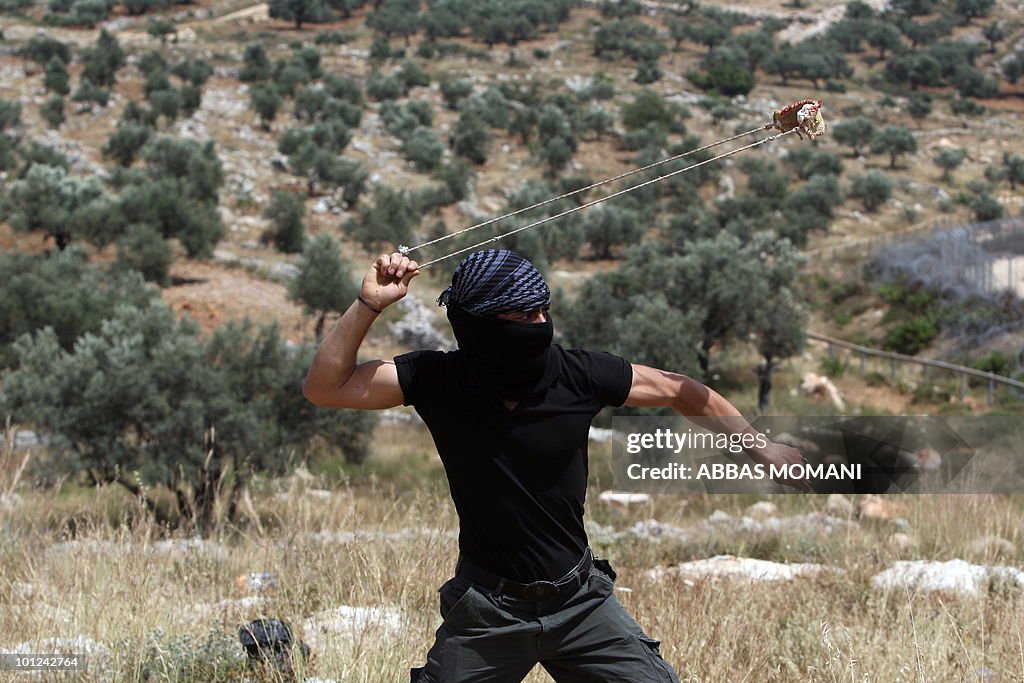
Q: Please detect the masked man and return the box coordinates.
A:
[303,249,809,682]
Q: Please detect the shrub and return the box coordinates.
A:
[885,316,938,354]
[0,250,156,366]
[102,123,152,166]
[366,71,403,101]
[40,96,65,128]
[934,147,965,181]
[451,111,489,164]
[115,223,172,285]
[849,170,894,212]
[396,59,430,90]
[344,185,416,249]
[687,61,754,96]
[950,97,985,116]
[969,193,1003,221]
[43,56,70,95]
[261,189,306,253]
[240,42,271,82]
[21,36,71,64]
[819,356,849,377]
[250,83,282,130]
[72,78,110,107]
[402,126,444,171]
[68,0,111,27]
[289,233,360,337]
[621,89,673,131]
[440,77,473,109]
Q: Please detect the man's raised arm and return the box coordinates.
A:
[302,251,419,410]
[625,363,811,492]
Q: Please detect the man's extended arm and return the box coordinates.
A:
[624,363,811,491]
[302,252,418,409]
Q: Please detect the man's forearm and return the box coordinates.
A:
[303,298,380,396]
[670,378,769,461]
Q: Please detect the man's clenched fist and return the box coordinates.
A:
[360,252,420,311]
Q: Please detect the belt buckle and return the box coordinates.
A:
[522,580,559,602]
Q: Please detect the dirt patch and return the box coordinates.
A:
[162,258,310,340]
[0,224,52,254]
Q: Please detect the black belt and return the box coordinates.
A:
[455,548,594,602]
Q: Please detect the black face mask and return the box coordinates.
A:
[447,305,558,401]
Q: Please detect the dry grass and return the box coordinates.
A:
[3,423,1024,682]
[2,2,1024,680]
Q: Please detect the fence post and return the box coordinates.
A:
[890,357,897,381]
[988,378,995,406]
[859,352,865,374]
[959,373,966,401]
[827,343,834,359]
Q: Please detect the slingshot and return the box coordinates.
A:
[398,99,825,269]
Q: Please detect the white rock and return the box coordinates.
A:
[563,75,591,93]
[707,510,732,523]
[871,559,1024,596]
[379,409,422,425]
[716,173,735,201]
[0,430,41,449]
[0,493,24,511]
[11,582,38,600]
[10,635,109,659]
[744,501,778,519]
[649,555,834,582]
[387,297,450,351]
[627,519,689,542]
[301,605,406,651]
[599,491,651,507]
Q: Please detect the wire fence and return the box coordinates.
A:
[808,331,1024,407]
[808,196,1023,266]
[870,216,1024,302]
[806,211,972,263]
[805,212,1024,407]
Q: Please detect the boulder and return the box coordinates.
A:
[648,555,834,583]
[599,491,651,508]
[301,605,405,652]
[871,559,1024,596]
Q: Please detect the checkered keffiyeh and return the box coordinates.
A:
[436,249,551,316]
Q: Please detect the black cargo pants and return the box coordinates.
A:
[410,558,680,682]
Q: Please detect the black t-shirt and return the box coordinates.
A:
[394,344,633,582]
